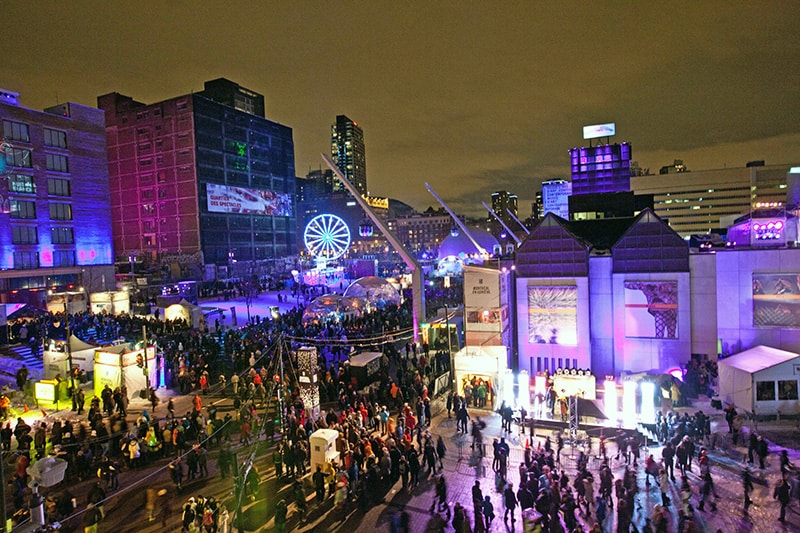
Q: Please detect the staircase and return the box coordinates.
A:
[6,343,43,372]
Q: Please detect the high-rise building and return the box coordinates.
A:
[569,142,632,195]
[0,89,115,306]
[491,191,518,221]
[541,180,572,219]
[630,163,793,237]
[331,115,366,196]
[98,78,297,268]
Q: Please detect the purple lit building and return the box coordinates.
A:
[0,89,114,307]
[569,143,632,195]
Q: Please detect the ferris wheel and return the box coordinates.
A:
[304,214,351,260]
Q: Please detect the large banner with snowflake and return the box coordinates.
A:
[752,273,800,328]
[527,285,577,345]
[624,281,678,338]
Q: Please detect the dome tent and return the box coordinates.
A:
[343,276,401,308]
[302,293,367,325]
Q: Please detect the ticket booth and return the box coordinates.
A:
[309,429,340,471]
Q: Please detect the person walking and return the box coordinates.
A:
[503,481,518,524]
[742,468,754,514]
[774,477,791,522]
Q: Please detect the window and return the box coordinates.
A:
[52,250,75,267]
[49,203,72,220]
[46,154,69,173]
[13,251,39,269]
[10,200,35,219]
[11,226,37,244]
[51,227,74,244]
[43,128,67,148]
[756,381,776,401]
[7,174,35,194]
[3,120,29,142]
[176,101,187,110]
[139,158,152,168]
[140,189,154,200]
[47,178,71,196]
[778,380,798,401]
[5,148,32,168]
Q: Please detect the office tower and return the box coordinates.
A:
[569,142,632,195]
[0,89,114,305]
[491,191,518,221]
[331,115,366,195]
[98,78,297,268]
[541,180,572,219]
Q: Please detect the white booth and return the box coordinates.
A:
[43,335,102,379]
[452,345,510,410]
[90,291,130,315]
[94,345,157,401]
[309,429,340,471]
[718,345,800,416]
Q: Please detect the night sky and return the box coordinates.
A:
[3,2,799,216]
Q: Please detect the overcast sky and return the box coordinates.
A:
[3,2,799,216]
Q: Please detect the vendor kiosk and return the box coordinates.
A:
[309,429,340,471]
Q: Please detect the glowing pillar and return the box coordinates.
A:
[534,374,546,417]
[640,381,655,424]
[604,378,617,422]
[503,369,515,407]
[622,381,637,428]
[518,370,530,412]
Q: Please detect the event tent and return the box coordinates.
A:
[718,345,800,415]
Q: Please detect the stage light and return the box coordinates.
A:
[518,370,530,412]
[604,378,617,422]
[640,381,656,424]
[622,381,637,428]
[503,369,515,406]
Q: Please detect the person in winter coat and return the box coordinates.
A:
[503,482,518,523]
[774,477,791,521]
[274,499,287,533]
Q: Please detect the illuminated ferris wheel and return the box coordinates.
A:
[304,214,351,260]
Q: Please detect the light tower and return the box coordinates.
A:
[322,154,425,341]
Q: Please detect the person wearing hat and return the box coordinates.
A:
[83,502,103,533]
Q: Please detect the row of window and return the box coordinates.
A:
[4,120,67,147]
[7,175,71,196]
[10,226,74,245]
[3,149,68,172]
[12,250,75,269]
[10,200,72,220]
[756,380,798,401]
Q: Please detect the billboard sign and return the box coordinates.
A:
[583,122,616,140]
[753,273,800,328]
[207,183,292,216]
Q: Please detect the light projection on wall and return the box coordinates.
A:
[527,285,577,345]
[624,281,678,338]
[206,183,292,216]
[753,273,800,328]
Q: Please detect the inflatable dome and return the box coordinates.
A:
[343,276,401,308]
[438,227,499,260]
[302,294,367,325]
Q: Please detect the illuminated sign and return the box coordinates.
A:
[527,285,577,345]
[753,273,800,328]
[583,122,616,140]
[624,281,678,338]
[207,183,292,216]
[363,195,389,209]
[35,380,57,402]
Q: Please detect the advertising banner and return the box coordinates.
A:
[527,285,577,345]
[753,273,800,328]
[206,183,292,216]
[624,281,678,338]
[464,269,499,309]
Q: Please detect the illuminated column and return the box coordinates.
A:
[296,347,320,420]
[622,381,637,428]
[604,378,617,422]
[640,381,656,424]
[534,374,547,417]
[503,369,515,407]
[518,370,530,412]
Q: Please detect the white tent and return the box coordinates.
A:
[163,299,204,328]
[718,345,800,415]
[452,345,510,410]
[94,345,157,401]
[43,335,105,379]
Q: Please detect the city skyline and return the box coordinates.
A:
[2,2,799,217]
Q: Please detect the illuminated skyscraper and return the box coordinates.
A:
[569,142,632,195]
[331,115,367,196]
